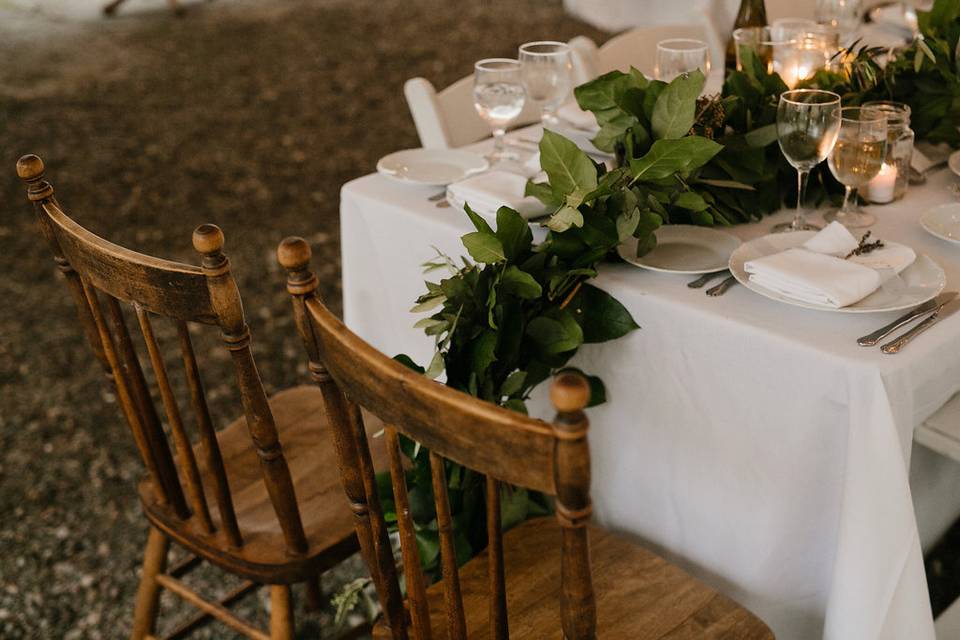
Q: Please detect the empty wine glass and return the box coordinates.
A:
[473,58,526,162]
[518,41,572,128]
[774,89,842,233]
[815,0,863,44]
[824,106,888,228]
[654,39,711,81]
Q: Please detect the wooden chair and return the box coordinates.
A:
[16,154,381,640]
[404,73,541,149]
[277,236,775,639]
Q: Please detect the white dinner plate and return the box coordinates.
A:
[729,231,946,313]
[948,150,960,178]
[921,202,960,245]
[618,225,742,274]
[376,149,489,187]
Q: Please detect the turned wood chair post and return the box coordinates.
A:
[277,237,409,639]
[16,155,189,517]
[16,155,108,374]
[193,225,308,556]
[551,372,597,640]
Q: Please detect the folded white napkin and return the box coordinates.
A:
[744,222,916,308]
[557,101,599,132]
[446,170,546,220]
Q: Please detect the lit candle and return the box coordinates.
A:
[867,162,897,204]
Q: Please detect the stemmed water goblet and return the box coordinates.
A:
[815,0,863,44]
[824,106,888,228]
[654,39,711,81]
[473,58,526,163]
[518,41,572,128]
[773,89,842,233]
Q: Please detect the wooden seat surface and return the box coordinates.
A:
[141,385,385,583]
[381,517,773,639]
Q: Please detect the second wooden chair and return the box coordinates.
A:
[278,236,775,639]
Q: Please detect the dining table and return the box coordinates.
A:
[338,125,960,639]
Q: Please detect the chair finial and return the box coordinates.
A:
[550,370,590,414]
[16,154,54,201]
[277,237,318,296]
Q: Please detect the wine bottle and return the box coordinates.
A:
[725,0,768,70]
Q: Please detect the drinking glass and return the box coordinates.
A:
[473,58,526,162]
[654,39,711,81]
[518,41,573,128]
[824,106,888,228]
[815,0,863,43]
[774,89,842,233]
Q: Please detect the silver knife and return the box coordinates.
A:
[880,299,960,354]
[858,291,958,346]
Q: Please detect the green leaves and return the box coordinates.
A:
[539,129,598,196]
[526,312,583,355]
[651,69,705,139]
[500,266,542,299]
[545,205,584,233]
[572,284,639,343]
[461,232,505,263]
[495,207,533,261]
[629,137,723,182]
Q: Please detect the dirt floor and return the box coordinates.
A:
[1,0,958,638]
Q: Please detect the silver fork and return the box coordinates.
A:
[688,271,728,289]
[706,276,737,297]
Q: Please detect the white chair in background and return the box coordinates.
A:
[569,23,722,85]
[403,75,541,149]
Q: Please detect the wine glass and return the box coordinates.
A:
[518,41,572,128]
[654,39,711,81]
[815,0,863,43]
[473,58,526,162]
[824,106,888,228]
[773,89,842,233]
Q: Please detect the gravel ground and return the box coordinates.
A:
[1,0,958,638]
[0,1,606,637]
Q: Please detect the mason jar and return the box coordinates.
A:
[861,100,914,204]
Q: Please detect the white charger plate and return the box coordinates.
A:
[729,231,946,313]
[618,225,741,274]
[948,150,960,178]
[376,149,488,187]
[921,202,960,245]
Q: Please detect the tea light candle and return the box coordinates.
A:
[867,162,897,204]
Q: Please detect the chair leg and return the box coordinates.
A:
[130,527,170,640]
[270,585,295,640]
[305,576,323,612]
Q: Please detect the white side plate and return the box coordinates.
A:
[729,231,946,313]
[618,225,741,275]
[921,202,960,245]
[376,149,489,187]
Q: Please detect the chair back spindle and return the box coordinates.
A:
[279,237,597,639]
[17,154,307,559]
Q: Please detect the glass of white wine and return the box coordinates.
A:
[824,106,888,228]
[518,41,572,128]
[774,89,842,233]
[473,58,526,163]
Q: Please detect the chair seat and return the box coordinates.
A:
[378,517,773,639]
[140,385,384,584]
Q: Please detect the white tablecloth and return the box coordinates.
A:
[340,134,960,639]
